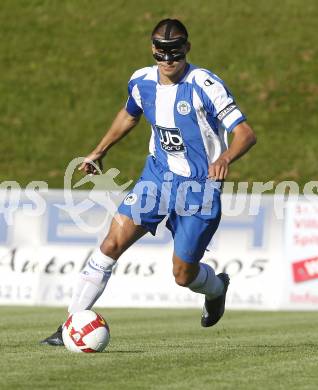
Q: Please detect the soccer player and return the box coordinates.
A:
[41,19,256,345]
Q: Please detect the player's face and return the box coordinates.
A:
[152,38,190,82]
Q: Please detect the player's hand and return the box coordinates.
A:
[78,150,105,175]
[208,156,230,180]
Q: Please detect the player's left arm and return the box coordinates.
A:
[208,121,257,180]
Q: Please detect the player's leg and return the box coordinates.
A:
[41,157,167,345]
[69,157,166,315]
[41,156,167,345]
[172,247,229,328]
[172,253,225,298]
[168,187,229,327]
[68,214,148,314]
[40,214,147,346]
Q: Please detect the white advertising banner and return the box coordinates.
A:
[0,190,315,310]
[283,200,318,309]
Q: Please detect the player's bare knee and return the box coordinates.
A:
[174,270,194,287]
[173,257,199,287]
[100,238,122,260]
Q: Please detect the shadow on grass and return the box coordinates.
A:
[231,344,316,349]
[106,350,146,354]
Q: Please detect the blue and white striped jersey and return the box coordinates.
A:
[125,64,246,179]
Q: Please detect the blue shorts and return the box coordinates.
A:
[118,156,222,263]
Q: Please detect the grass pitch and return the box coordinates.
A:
[0,307,317,390]
[0,1,317,188]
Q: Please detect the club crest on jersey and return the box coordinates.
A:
[124,193,138,206]
[176,101,191,115]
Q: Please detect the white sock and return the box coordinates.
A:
[188,263,224,300]
[68,248,116,314]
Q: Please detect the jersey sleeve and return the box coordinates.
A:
[125,76,143,117]
[193,71,246,132]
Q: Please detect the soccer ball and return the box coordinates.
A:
[62,310,110,353]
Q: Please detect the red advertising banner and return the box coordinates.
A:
[292,257,318,283]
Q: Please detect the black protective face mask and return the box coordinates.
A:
[153,50,185,62]
[152,36,187,62]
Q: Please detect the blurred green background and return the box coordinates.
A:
[0,0,317,189]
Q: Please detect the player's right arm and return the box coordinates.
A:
[79,108,141,174]
[79,67,149,174]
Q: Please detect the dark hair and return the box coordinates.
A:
[151,19,188,39]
